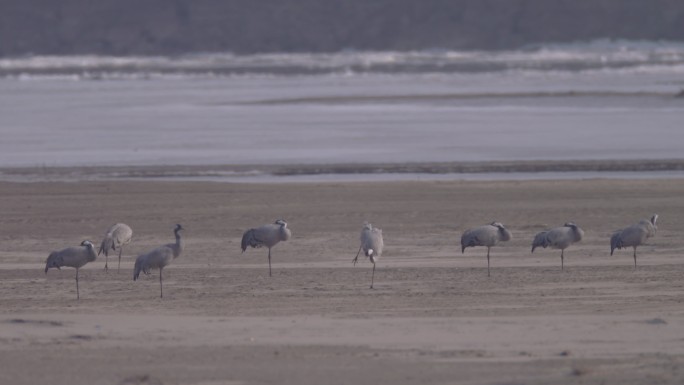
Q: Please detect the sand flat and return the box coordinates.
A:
[1,178,684,384]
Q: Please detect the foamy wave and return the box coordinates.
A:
[2,39,684,79]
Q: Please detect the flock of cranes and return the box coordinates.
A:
[44,215,658,300]
[461,215,658,274]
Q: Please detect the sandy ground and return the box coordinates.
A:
[1,178,684,385]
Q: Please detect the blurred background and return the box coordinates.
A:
[1,1,683,180]
[2,0,684,55]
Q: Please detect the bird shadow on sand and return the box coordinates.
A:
[4,318,64,327]
[119,375,164,385]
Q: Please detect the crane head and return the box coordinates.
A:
[80,240,93,248]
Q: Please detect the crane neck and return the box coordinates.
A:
[280,225,291,241]
[497,226,512,242]
[86,244,97,262]
[174,229,184,257]
[571,226,584,242]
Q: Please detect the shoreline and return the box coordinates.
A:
[2,158,684,183]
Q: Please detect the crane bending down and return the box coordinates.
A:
[610,214,658,268]
[352,222,384,289]
[133,224,184,298]
[45,240,97,300]
[241,219,291,277]
[531,222,584,270]
[461,222,512,277]
[98,223,133,273]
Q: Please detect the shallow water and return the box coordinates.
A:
[1,41,683,177]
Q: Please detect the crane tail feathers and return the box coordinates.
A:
[133,256,144,281]
[99,238,113,257]
[241,229,259,252]
[460,233,481,253]
[461,240,478,252]
[240,230,250,252]
[45,252,60,274]
[610,232,622,256]
[460,231,469,254]
[531,232,549,253]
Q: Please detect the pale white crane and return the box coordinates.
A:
[45,240,97,300]
[531,222,584,270]
[98,223,133,273]
[352,222,384,289]
[461,222,512,277]
[610,214,658,268]
[241,219,291,277]
[133,224,184,298]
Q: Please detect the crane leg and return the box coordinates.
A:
[159,268,163,298]
[633,247,637,269]
[370,262,375,289]
[268,249,272,277]
[104,256,109,272]
[118,247,123,273]
[561,250,564,271]
[353,245,362,265]
[487,248,490,277]
[76,268,80,300]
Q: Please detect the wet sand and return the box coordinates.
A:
[1,178,684,384]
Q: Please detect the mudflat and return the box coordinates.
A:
[1,178,683,385]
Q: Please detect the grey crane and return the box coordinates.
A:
[610,214,658,268]
[133,224,185,298]
[45,240,97,300]
[241,219,291,277]
[98,223,133,273]
[352,222,384,289]
[531,222,584,270]
[461,222,512,277]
